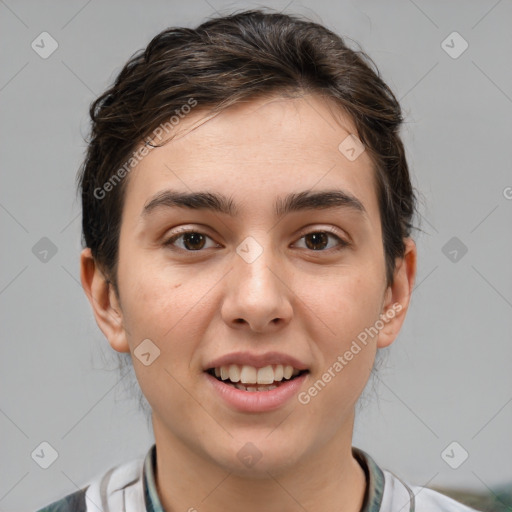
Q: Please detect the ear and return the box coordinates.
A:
[377,237,417,349]
[80,248,130,353]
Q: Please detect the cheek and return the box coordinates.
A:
[121,272,207,416]
[303,273,382,389]
[305,270,384,339]
[118,263,225,385]
[119,258,197,335]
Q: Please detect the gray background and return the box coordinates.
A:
[1,0,511,510]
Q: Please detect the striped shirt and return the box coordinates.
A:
[35,444,481,511]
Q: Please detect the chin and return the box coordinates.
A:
[205,435,305,477]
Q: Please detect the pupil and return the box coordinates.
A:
[305,232,328,250]
[184,233,205,250]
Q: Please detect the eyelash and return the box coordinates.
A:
[162,227,350,253]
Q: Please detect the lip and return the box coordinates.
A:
[205,371,308,413]
[204,351,309,371]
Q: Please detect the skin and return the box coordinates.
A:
[81,94,416,512]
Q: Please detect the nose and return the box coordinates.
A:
[220,239,293,334]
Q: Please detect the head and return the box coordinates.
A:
[79,9,417,474]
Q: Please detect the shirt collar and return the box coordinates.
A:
[352,446,385,512]
[143,444,385,512]
[143,444,164,512]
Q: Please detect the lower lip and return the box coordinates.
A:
[205,372,308,413]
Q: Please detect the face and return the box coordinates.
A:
[82,94,415,476]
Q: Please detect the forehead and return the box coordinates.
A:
[123,94,380,225]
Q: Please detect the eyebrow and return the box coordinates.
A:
[141,189,367,219]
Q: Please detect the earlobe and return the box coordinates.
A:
[377,238,417,349]
[79,248,130,353]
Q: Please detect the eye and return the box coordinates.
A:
[163,229,219,251]
[163,228,349,253]
[294,229,349,252]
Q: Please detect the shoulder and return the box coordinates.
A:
[35,456,146,512]
[382,469,483,512]
[34,487,88,512]
[413,485,483,512]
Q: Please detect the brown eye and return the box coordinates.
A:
[304,232,329,251]
[295,231,348,252]
[164,231,217,251]
[181,232,206,250]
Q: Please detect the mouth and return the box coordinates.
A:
[206,364,309,392]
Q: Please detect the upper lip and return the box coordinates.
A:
[204,351,309,371]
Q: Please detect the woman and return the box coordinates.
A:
[37,9,480,512]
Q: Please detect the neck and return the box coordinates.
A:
[152,415,367,512]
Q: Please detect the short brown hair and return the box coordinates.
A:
[78,9,418,292]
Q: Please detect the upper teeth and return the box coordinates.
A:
[214,364,301,384]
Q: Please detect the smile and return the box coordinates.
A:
[207,364,307,391]
[205,365,309,412]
